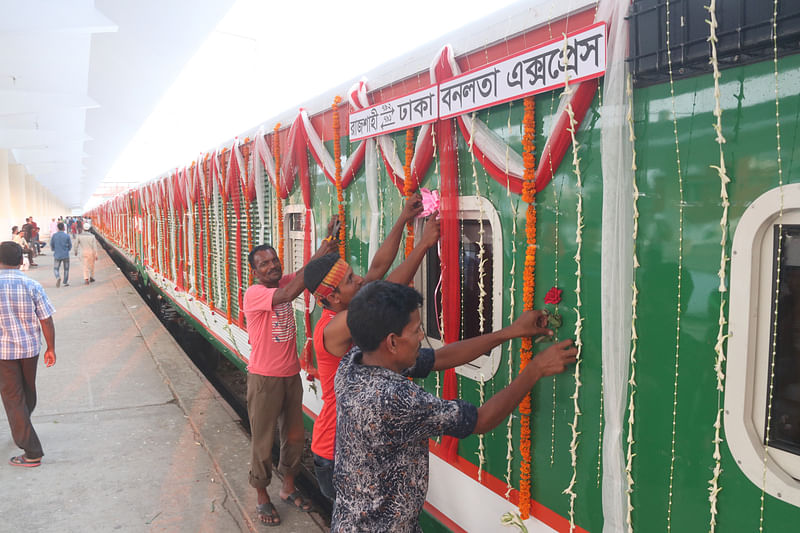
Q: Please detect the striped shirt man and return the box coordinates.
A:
[0,269,55,360]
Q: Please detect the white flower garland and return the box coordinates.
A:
[759,1,785,530]
[548,79,561,468]
[705,1,732,530]
[624,72,640,533]
[505,102,519,498]
[664,1,686,529]
[478,373,487,481]
[561,33,585,533]
[468,112,488,479]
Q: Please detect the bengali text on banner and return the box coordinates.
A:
[438,22,606,119]
[349,86,438,141]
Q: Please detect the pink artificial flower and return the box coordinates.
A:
[418,187,440,218]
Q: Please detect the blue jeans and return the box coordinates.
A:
[313,453,335,500]
[54,257,70,283]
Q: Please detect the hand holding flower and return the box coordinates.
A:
[508,309,553,339]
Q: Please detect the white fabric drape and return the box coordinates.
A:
[597,1,634,532]
[253,129,274,242]
[365,138,379,263]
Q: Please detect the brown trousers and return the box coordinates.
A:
[0,356,43,458]
[246,373,304,489]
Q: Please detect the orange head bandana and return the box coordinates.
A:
[312,258,348,302]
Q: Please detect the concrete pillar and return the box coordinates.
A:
[0,150,11,239]
[32,181,41,221]
[37,183,46,226]
[8,164,26,234]
[24,174,35,223]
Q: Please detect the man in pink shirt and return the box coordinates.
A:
[243,224,336,527]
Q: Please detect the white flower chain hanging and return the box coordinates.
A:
[505,102,519,498]
[759,1,786,530]
[664,1,686,529]
[624,72,640,533]
[705,1,732,530]
[468,112,488,479]
[561,32,585,533]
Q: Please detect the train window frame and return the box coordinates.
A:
[726,182,800,506]
[284,204,315,313]
[413,195,503,381]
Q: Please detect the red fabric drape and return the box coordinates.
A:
[228,153,245,328]
[534,78,598,192]
[433,50,463,462]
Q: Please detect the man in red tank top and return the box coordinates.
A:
[303,194,440,500]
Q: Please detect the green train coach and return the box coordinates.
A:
[88,0,800,531]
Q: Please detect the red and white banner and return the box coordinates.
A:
[349,85,438,141]
[439,22,606,118]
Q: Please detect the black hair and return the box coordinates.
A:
[248,244,277,268]
[303,253,340,292]
[57,222,65,231]
[0,241,23,267]
[303,253,341,308]
[346,280,423,352]
[11,226,18,233]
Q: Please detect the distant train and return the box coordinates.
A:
[88,1,800,531]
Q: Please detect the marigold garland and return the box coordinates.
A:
[191,162,200,295]
[519,95,536,520]
[221,148,233,324]
[403,128,416,257]
[331,97,347,258]
[273,123,284,265]
[203,154,214,307]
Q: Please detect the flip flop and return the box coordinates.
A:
[256,502,280,527]
[9,455,41,467]
[281,490,313,512]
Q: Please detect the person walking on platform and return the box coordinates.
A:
[242,219,338,527]
[48,218,58,241]
[74,227,97,284]
[0,241,56,468]
[50,222,71,287]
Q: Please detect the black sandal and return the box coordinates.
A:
[256,502,281,526]
[281,490,313,512]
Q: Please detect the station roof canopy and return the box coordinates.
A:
[0,0,235,211]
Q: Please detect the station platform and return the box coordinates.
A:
[1,244,327,532]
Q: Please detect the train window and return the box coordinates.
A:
[413,196,503,381]
[766,226,800,456]
[727,183,800,506]
[284,205,316,313]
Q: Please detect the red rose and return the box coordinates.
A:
[544,287,562,305]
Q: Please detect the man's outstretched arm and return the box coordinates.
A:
[273,218,339,305]
[385,214,439,286]
[365,193,422,282]
[473,339,576,434]
[432,310,552,371]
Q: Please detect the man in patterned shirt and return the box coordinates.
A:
[0,241,56,468]
[333,281,578,532]
[242,225,336,527]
